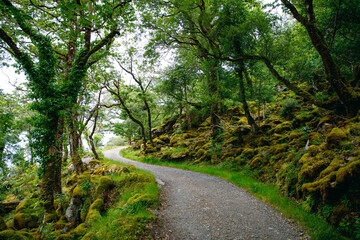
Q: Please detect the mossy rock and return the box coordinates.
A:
[308,132,323,145]
[85,209,101,223]
[88,159,101,169]
[302,172,337,201]
[72,186,86,198]
[95,176,115,197]
[81,232,97,240]
[307,145,320,157]
[153,137,165,145]
[55,232,75,240]
[159,134,170,143]
[124,193,155,212]
[0,230,34,240]
[326,127,347,149]
[0,217,6,231]
[13,199,41,229]
[335,158,360,185]
[268,144,288,155]
[89,199,104,213]
[271,121,292,134]
[298,154,330,182]
[74,223,88,237]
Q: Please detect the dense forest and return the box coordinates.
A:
[0,0,359,239]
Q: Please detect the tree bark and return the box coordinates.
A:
[236,67,258,133]
[184,84,192,129]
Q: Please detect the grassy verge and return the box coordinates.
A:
[121,148,346,240]
[86,154,159,240]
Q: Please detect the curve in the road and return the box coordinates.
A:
[103,148,308,240]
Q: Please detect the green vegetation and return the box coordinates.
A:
[0,153,159,239]
[121,148,344,240]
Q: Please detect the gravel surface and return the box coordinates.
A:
[103,148,309,240]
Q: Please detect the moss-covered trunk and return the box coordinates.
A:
[69,117,85,175]
[41,118,63,213]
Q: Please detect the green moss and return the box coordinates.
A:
[268,144,288,155]
[81,232,97,240]
[13,199,41,229]
[88,159,101,169]
[302,172,337,201]
[85,209,101,223]
[0,230,33,240]
[326,128,347,149]
[272,121,292,134]
[74,223,88,237]
[242,148,256,158]
[0,217,6,231]
[89,199,104,212]
[307,145,320,157]
[95,176,115,196]
[55,232,75,240]
[44,211,59,223]
[335,158,360,185]
[308,132,323,145]
[72,185,86,198]
[124,193,155,213]
[298,154,330,182]
[153,137,165,145]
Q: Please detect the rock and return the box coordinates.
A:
[74,223,88,237]
[65,196,82,223]
[13,199,41,229]
[88,199,104,213]
[326,127,347,149]
[95,176,115,197]
[0,229,34,240]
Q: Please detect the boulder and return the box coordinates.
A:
[65,196,82,223]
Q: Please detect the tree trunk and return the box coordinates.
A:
[87,110,100,160]
[237,67,258,133]
[206,58,221,138]
[184,84,192,129]
[68,117,85,175]
[41,117,63,213]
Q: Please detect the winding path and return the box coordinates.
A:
[103,148,308,240]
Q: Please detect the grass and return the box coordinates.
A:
[87,154,159,240]
[121,148,347,240]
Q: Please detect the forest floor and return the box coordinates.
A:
[103,147,309,240]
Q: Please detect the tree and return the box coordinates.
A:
[0,0,134,214]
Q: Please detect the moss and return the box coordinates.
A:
[224,136,239,145]
[249,154,264,169]
[326,127,347,149]
[85,209,101,223]
[95,176,115,196]
[335,158,360,185]
[0,230,33,240]
[125,193,155,212]
[319,157,344,178]
[153,137,165,145]
[55,232,75,240]
[13,199,41,229]
[271,121,292,134]
[44,211,59,223]
[74,223,88,237]
[72,185,86,198]
[307,145,320,157]
[237,117,248,125]
[242,148,256,158]
[0,217,6,231]
[89,199,104,212]
[302,172,337,201]
[298,154,330,182]
[81,232,97,240]
[88,159,101,169]
[268,144,288,155]
[308,132,323,145]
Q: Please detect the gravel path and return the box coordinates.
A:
[103,148,309,240]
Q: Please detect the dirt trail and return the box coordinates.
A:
[103,148,308,240]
